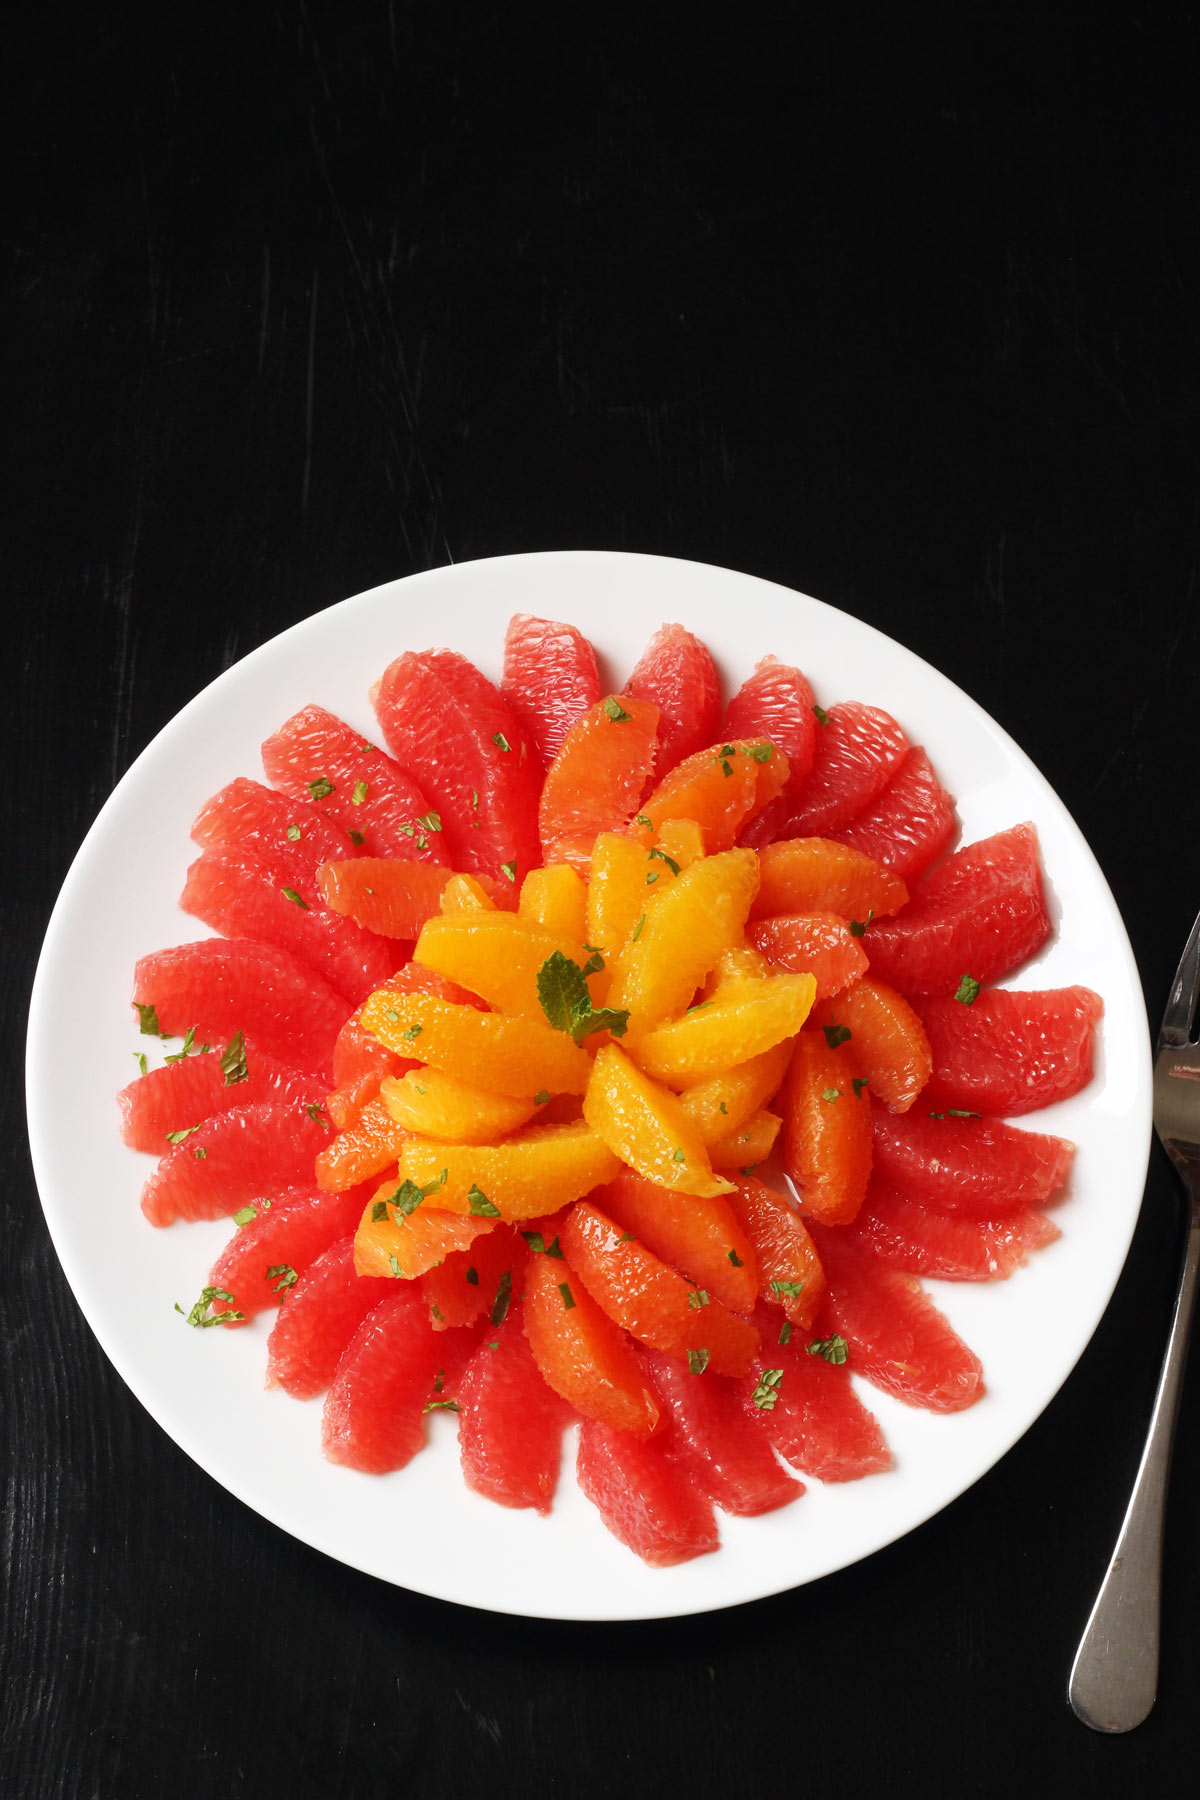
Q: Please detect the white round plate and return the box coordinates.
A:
[26,550,1152,1621]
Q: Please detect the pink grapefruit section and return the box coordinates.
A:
[643,1350,804,1516]
[457,1298,576,1513]
[850,1183,1060,1279]
[834,746,957,882]
[140,1099,337,1226]
[872,1109,1073,1215]
[265,1237,389,1398]
[576,1417,720,1565]
[740,1308,892,1481]
[625,623,722,775]
[207,1186,369,1321]
[117,1044,319,1151]
[502,614,601,771]
[915,986,1103,1116]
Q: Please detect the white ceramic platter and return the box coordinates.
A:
[26,550,1152,1620]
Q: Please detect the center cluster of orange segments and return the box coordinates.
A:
[305,698,935,1437]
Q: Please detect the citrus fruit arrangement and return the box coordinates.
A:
[118,613,1102,1567]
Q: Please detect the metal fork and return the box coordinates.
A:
[1069,908,1200,1732]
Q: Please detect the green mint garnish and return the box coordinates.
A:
[558,1281,576,1311]
[687,1289,710,1309]
[307,776,334,799]
[347,828,366,846]
[822,1087,841,1103]
[806,1335,849,1365]
[635,814,654,829]
[304,1103,330,1130]
[464,1266,479,1285]
[947,1108,982,1118]
[688,1348,710,1374]
[631,913,646,941]
[602,697,633,722]
[132,1051,148,1076]
[430,1302,446,1323]
[423,1398,461,1414]
[779,1321,793,1345]
[193,1147,208,1160]
[955,974,981,1005]
[468,1185,501,1218]
[281,886,308,909]
[268,1264,298,1295]
[232,1205,257,1227]
[490,1270,514,1327]
[491,732,511,752]
[383,1007,401,1022]
[672,1146,686,1163]
[417,811,442,833]
[175,1287,244,1329]
[848,910,874,937]
[822,1023,851,1049]
[812,704,830,727]
[536,950,630,1045]
[770,1279,804,1299]
[389,1178,432,1216]
[851,1077,869,1098]
[164,1124,201,1144]
[404,1023,423,1041]
[521,1232,564,1259]
[645,871,659,885]
[752,1369,784,1409]
[727,1248,744,1267]
[371,1200,389,1223]
[351,779,369,806]
[929,1110,946,1120]
[648,847,681,875]
[533,1090,551,1106]
[136,1002,162,1036]
[164,1025,202,1063]
[286,822,302,841]
[745,742,773,763]
[499,860,517,882]
[388,1254,404,1277]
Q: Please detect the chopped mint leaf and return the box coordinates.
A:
[687,1289,711,1309]
[383,1007,401,1022]
[164,1124,201,1144]
[281,886,308,909]
[580,946,605,977]
[347,828,366,846]
[806,1335,849,1365]
[220,1029,248,1080]
[648,847,681,875]
[390,1178,431,1216]
[947,1108,982,1118]
[848,909,875,937]
[602,696,633,722]
[136,1003,162,1036]
[533,1090,551,1106]
[851,1077,869,1098]
[423,1398,461,1414]
[468,1185,501,1219]
[955,974,981,1005]
[232,1205,257,1227]
[268,1263,298,1295]
[770,1279,805,1300]
[490,1270,514,1326]
[430,1302,446,1323]
[164,1025,199,1063]
[558,1281,576,1311]
[193,1147,208,1160]
[688,1348,710,1374]
[371,1200,389,1223]
[812,704,830,727]
[727,1248,744,1267]
[822,1087,841,1103]
[433,1369,445,1393]
[351,779,369,806]
[745,742,774,763]
[719,757,734,777]
[286,822,302,842]
[132,1051,148,1076]
[646,871,659,885]
[631,912,646,941]
[617,1232,636,1243]
[672,1146,686,1163]
[720,743,736,758]
[928,1110,946,1120]
[472,789,479,812]
[175,1286,244,1329]
[822,1022,852,1049]
[521,1231,564,1259]
[304,1103,331,1130]
[388,1254,404,1277]
[499,860,517,882]
[308,776,335,799]
[536,950,630,1044]
[635,814,654,829]
[417,810,442,833]
[464,1266,479,1285]
[779,1321,793,1345]
[738,1164,759,1175]
[752,1368,784,1410]
[403,1023,423,1041]
[491,732,511,752]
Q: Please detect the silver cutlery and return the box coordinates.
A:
[1069,907,1200,1732]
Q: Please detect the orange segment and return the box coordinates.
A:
[413,914,606,1016]
[315,1095,407,1191]
[653,817,706,869]
[562,1200,760,1377]
[539,696,660,872]
[523,1251,661,1437]
[780,1032,873,1225]
[397,1121,620,1219]
[380,1067,537,1142]
[750,837,908,922]
[519,863,588,940]
[725,1173,825,1331]
[585,831,673,961]
[605,848,760,1036]
[677,1041,792,1142]
[595,1167,758,1312]
[583,1044,734,1198]
[353,1187,497,1279]
[708,1108,782,1170]
[810,978,933,1113]
[638,739,788,853]
[360,989,593,1097]
[748,912,869,999]
[440,872,501,914]
[703,944,770,995]
[630,973,816,1086]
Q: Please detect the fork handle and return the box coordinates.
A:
[1068,1197,1200,1732]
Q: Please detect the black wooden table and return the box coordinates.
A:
[8,10,1200,1795]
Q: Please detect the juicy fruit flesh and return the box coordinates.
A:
[130,615,1098,1568]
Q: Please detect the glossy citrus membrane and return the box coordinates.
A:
[810,978,933,1113]
[708,1108,782,1170]
[595,1167,759,1312]
[585,831,669,963]
[539,695,661,872]
[519,862,588,940]
[676,1041,792,1143]
[523,1251,662,1437]
[751,837,908,922]
[638,739,789,853]
[360,989,593,1096]
[354,1188,497,1279]
[583,1044,734,1198]
[605,848,760,1036]
[413,914,607,1016]
[381,1067,537,1143]
[630,972,816,1086]
[397,1122,621,1219]
[781,1032,873,1225]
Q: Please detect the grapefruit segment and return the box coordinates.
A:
[809,1225,984,1413]
[422,1225,526,1330]
[748,913,870,1000]
[265,1237,388,1398]
[643,1351,803,1516]
[835,746,957,882]
[523,1251,662,1436]
[538,695,660,873]
[316,860,514,939]
[594,1167,759,1312]
[851,1183,1060,1279]
[810,979,933,1114]
[117,1044,320,1151]
[207,1186,368,1322]
[354,1190,497,1279]
[863,823,1050,997]
[780,1032,873,1226]
[140,1099,337,1227]
[260,703,448,863]
[778,702,910,836]
[915,986,1103,1116]
[625,624,722,775]
[638,740,788,855]
[725,1173,826,1331]
[192,776,361,879]
[740,1308,892,1481]
[723,656,817,796]
[458,1299,575,1512]
[316,1094,408,1191]
[371,649,542,884]
[576,1418,720,1566]
[502,614,601,771]
[872,1109,1074,1214]
[321,1285,479,1473]
[131,940,349,1080]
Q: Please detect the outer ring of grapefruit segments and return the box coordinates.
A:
[26,550,1150,1622]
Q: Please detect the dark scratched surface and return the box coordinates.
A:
[6,8,1200,1796]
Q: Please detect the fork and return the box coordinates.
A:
[1069,908,1200,1733]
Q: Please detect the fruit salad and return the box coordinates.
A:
[119,615,1101,1567]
